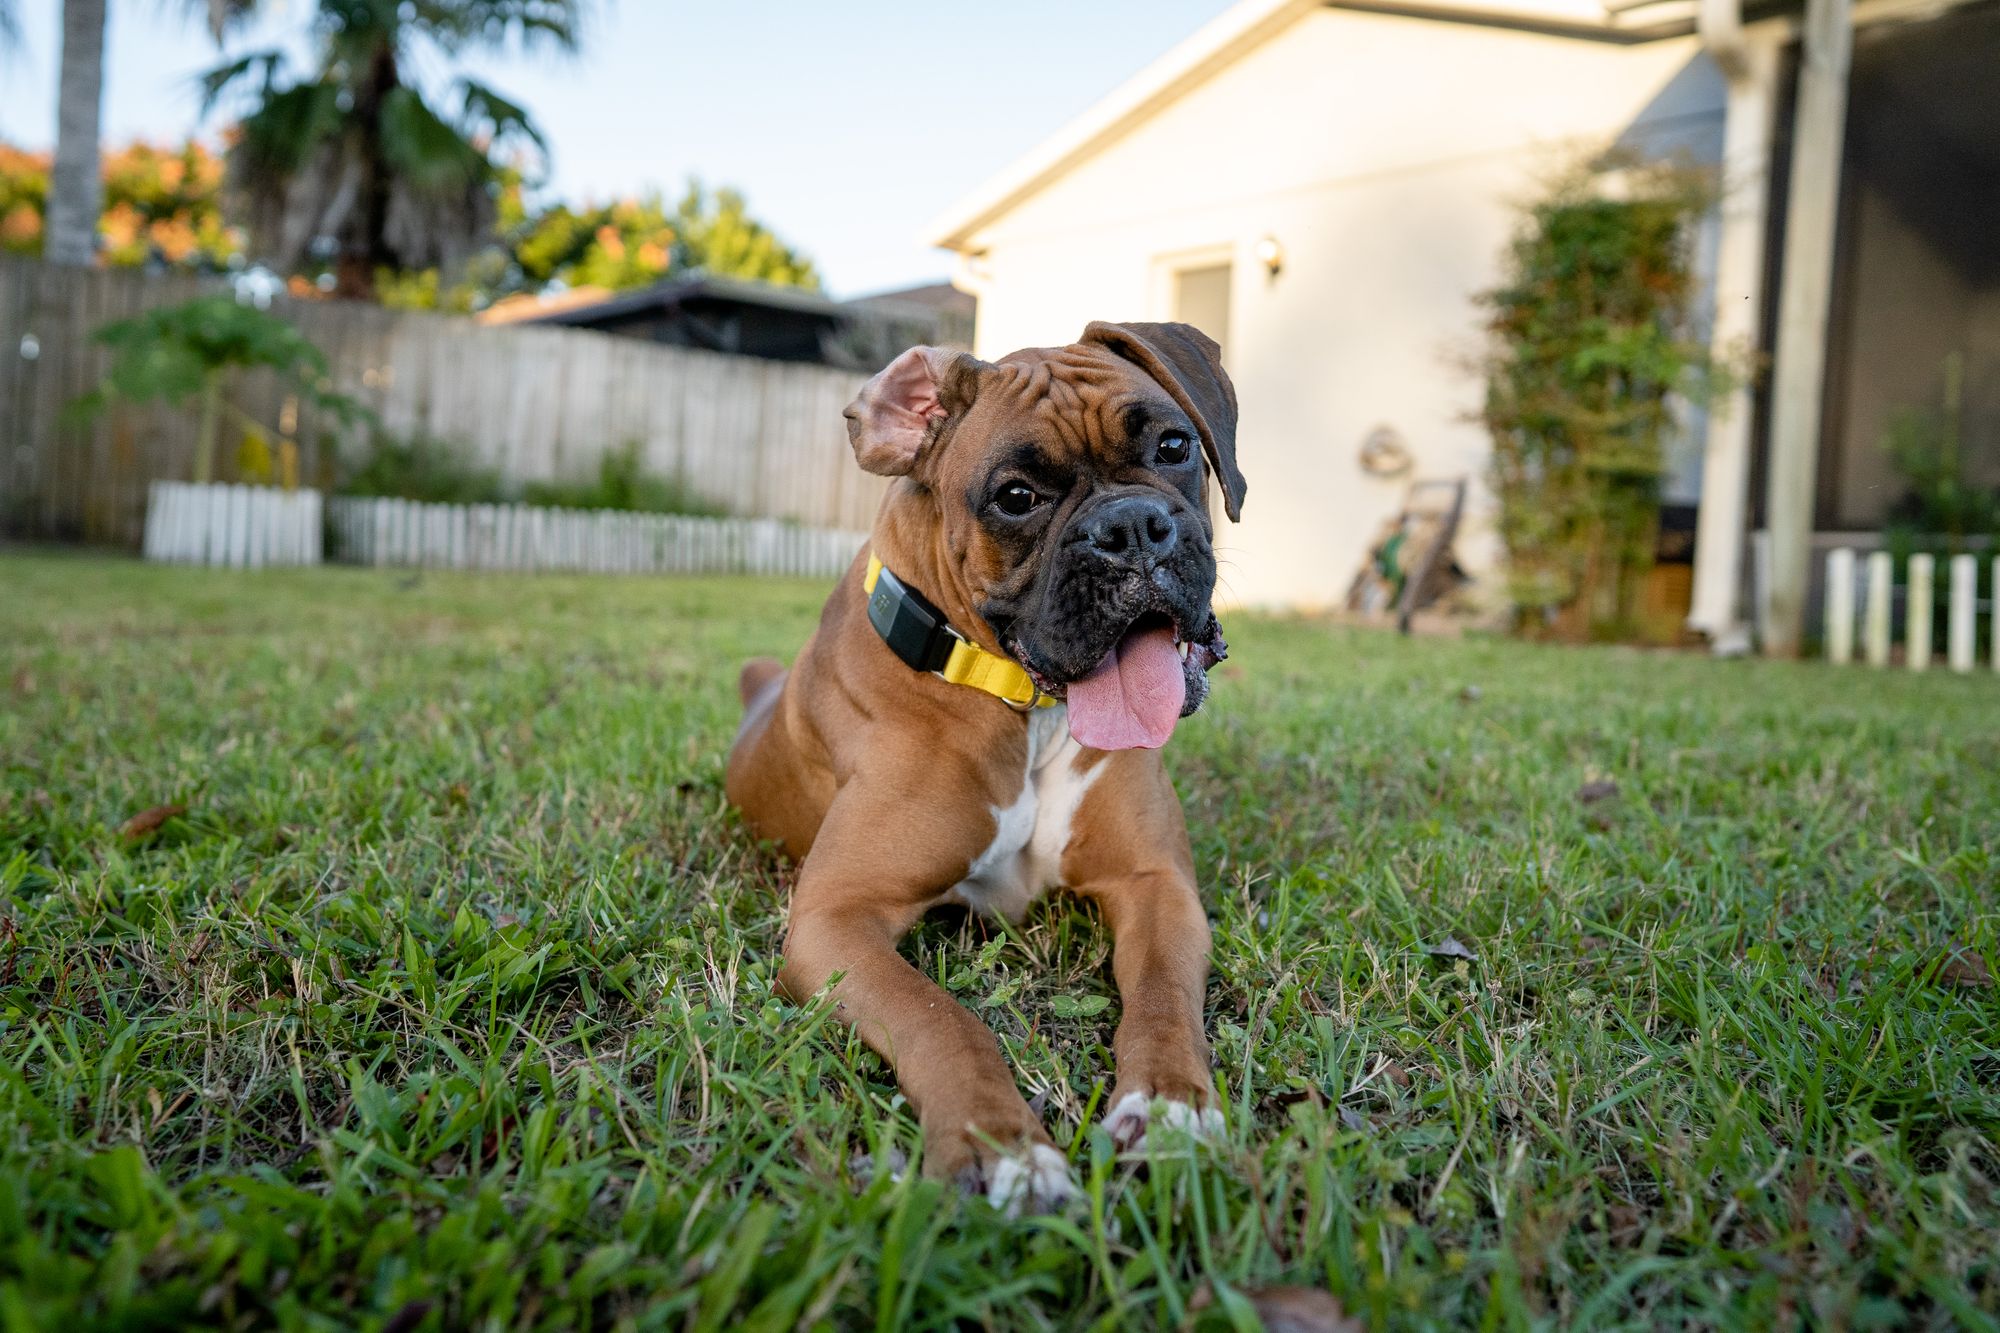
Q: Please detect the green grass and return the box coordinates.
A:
[2,551,1997,1331]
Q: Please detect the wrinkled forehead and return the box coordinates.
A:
[949,344,1177,462]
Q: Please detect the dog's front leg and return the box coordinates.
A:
[777,783,1075,1213]
[1079,868,1222,1149]
[1064,756,1221,1150]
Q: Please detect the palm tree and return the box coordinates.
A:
[43,0,254,267]
[201,0,582,300]
[45,0,106,266]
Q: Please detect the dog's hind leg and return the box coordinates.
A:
[724,662,828,858]
[738,657,785,710]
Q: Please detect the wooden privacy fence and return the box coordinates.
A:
[144,481,323,567]
[0,258,885,548]
[326,495,866,579]
[1822,548,1998,673]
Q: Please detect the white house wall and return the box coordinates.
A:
[959,6,1725,610]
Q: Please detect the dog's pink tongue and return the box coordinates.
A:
[1065,624,1186,751]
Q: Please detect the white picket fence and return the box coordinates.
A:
[325,495,866,578]
[1822,548,1997,673]
[143,481,323,567]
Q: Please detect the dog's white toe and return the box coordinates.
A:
[1104,1091,1225,1152]
[985,1143,1077,1217]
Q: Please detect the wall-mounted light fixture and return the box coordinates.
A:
[1255,235,1284,278]
[1359,425,1414,477]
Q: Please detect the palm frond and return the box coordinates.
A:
[233,79,342,177]
[456,76,549,168]
[158,0,260,42]
[410,0,587,57]
[202,0,258,41]
[227,80,348,270]
[194,47,288,118]
[378,86,487,192]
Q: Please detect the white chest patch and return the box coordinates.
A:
[944,705,1102,922]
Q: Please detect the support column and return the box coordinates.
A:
[1761,0,1853,656]
[1687,38,1780,645]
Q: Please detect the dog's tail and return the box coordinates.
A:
[737,657,785,709]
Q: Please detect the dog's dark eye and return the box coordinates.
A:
[993,483,1043,517]
[1157,432,1194,466]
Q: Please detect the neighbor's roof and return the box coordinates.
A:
[504,274,847,329]
[925,0,1701,251]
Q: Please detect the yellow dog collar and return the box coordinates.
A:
[864,553,1056,710]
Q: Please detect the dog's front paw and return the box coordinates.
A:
[1103,1088,1225,1152]
[980,1142,1077,1217]
[924,1115,1078,1216]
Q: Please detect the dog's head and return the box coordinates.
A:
[844,320,1245,751]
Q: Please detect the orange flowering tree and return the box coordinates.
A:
[0,140,242,268]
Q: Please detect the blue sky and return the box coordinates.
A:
[1,1,1232,296]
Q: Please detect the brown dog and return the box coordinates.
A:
[726,321,1245,1212]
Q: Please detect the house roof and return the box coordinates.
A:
[845,281,977,320]
[924,0,1703,251]
[506,274,848,328]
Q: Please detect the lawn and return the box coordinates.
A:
[2,551,1997,1331]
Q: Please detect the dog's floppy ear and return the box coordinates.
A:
[843,346,985,477]
[1082,321,1245,521]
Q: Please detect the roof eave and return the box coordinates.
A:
[925,0,1321,252]
[925,0,1703,252]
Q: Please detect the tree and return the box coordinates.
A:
[507,181,819,297]
[0,140,244,267]
[383,177,822,313]
[669,181,818,289]
[201,0,584,300]
[45,0,106,266]
[43,1,253,267]
[0,145,48,255]
[77,294,366,484]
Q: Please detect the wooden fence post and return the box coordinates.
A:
[1863,550,1891,667]
[1907,554,1933,672]
[1948,554,1975,674]
[1824,548,1854,664]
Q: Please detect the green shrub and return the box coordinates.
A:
[522,442,727,517]
[1477,156,1730,641]
[339,435,728,517]
[338,433,507,505]
[1882,352,2000,547]
[1881,352,1999,658]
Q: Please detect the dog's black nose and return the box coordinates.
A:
[1082,494,1178,566]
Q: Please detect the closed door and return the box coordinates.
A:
[1171,262,1233,532]
[1172,263,1232,359]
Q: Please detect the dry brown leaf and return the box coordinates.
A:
[118,803,187,840]
[1192,1284,1365,1333]
[1265,1086,1324,1111]
[1426,937,1479,963]
[1936,946,1993,989]
[380,1300,433,1333]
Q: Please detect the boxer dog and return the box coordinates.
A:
[726,321,1245,1214]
